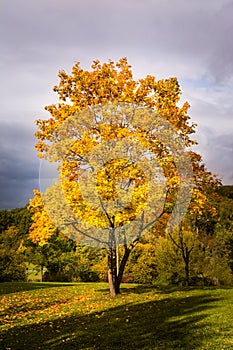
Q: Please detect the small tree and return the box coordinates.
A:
[154,228,206,286]
[167,225,198,286]
[126,242,158,284]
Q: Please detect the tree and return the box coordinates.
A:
[167,224,199,286]
[28,189,57,246]
[153,228,207,286]
[25,229,76,282]
[126,242,158,284]
[212,187,233,281]
[0,206,32,235]
[0,208,32,282]
[30,57,219,295]
[0,226,27,282]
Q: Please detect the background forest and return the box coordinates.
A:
[1,185,232,287]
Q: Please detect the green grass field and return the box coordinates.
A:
[0,282,233,349]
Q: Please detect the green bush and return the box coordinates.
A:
[0,250,27,282]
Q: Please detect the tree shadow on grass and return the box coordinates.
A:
[99,283,205,295]
[98,284,167,295]
[1,292,221,350]
[122,284,189,295]
[98,284,155,295]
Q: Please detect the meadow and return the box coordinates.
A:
[0,282,233,349]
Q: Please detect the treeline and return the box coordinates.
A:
[0,186,233,286]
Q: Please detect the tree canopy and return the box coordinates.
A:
[30,58,220,295]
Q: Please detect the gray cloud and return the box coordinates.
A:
[0,0,232,208]
[195,127,233,184]
[1,0,232,77]
[207,1,233,81]
[0,0,232,87]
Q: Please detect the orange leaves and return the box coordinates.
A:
[0,288,90,332]
[35,58,196,160]
[31,57,221,252]
[189,188,217,218]
[28,190,57,246]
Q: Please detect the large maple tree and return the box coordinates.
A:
[29,58,219,295]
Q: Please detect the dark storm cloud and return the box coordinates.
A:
[0,122,39,209]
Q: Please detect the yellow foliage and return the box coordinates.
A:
[28,190,57,246]
[30,58,220,246]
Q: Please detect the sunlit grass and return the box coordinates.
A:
[1,282,233,349]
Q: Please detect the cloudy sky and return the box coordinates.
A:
[0,0,233,209]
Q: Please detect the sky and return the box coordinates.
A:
[0,0,233,209]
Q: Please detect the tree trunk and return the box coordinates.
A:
[117,245,131,288]
[40,265,44,282]
[107,244,132,296]
[184,256,189,287]
[108,246,118,296]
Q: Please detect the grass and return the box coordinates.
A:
[0,282,233,349]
